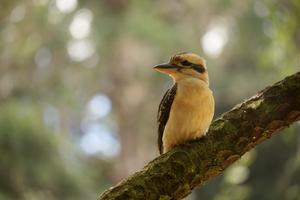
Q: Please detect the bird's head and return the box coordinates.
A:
[154,52,209,84]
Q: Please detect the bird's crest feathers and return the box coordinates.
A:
[170,52,206,69]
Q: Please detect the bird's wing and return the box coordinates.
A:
[157,83,177,154]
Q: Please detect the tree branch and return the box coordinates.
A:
[98,72,300,200]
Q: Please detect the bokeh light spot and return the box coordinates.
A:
[67,39,95,62]
[55,0,77,13]
[225,165,249,184]
[87,94,112,119]
[80,124,120,158]
[201,20,228,58]
[69,9,93,39]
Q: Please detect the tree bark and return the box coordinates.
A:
[98,71,300,200]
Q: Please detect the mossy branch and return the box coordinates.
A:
[98,72,300,200]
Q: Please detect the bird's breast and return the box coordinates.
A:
[162,78,214,150]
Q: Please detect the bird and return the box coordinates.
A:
[154,52,215,154]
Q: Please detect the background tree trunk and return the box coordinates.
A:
[98,71,300,200]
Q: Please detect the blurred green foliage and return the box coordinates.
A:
[0,101,94,200]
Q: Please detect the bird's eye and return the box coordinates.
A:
[181,60,192,66]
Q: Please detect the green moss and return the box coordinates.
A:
[284,76,300,89]
[210,119,226,131]
[205,166,223,177]
[174,184,191,198]
[223,121,238,133]
[247,98,263,109]
[235,137,249,151]
[159,195,172,200]
[260,102,278,114]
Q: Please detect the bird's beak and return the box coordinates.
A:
[153,63,179,74]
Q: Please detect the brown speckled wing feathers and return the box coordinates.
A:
[157,84,177,154]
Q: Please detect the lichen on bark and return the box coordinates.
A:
[98,71,300,200]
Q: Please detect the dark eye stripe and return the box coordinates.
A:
[180,60,206,73]
[181,60,192,66]
[192,64,205,73]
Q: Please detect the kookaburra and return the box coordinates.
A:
[154,52,215,154]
